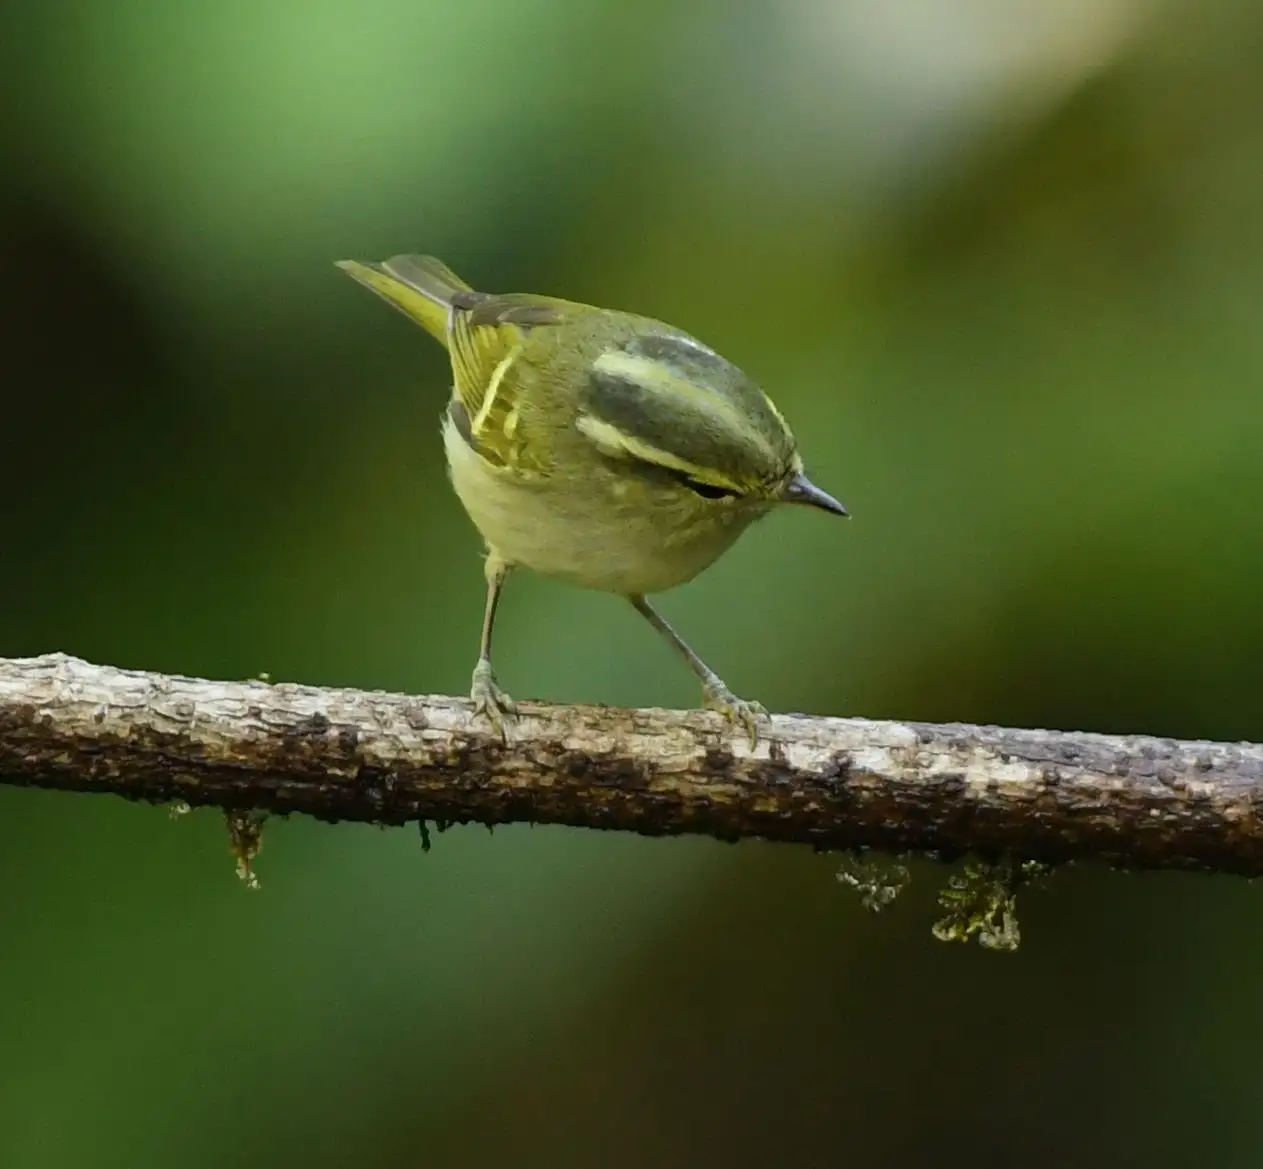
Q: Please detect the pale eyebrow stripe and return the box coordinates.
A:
[575,413,743,490]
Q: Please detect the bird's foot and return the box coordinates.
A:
[702,678,768,749]
[470,659,517,742]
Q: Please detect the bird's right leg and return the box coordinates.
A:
[470,553,516,740]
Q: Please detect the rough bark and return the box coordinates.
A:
[2,653,1261,874]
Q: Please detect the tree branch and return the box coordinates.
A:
[2,653,1261,874]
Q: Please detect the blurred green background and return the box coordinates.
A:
[2,0,1262,1165]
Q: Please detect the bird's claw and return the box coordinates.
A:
[470,659,516,742]
[702,679,768,749]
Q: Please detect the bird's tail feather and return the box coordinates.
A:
[335,254,475,345]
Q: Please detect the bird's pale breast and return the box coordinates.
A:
[442,413,764,594]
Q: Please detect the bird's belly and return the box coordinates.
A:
[442,417,754,594]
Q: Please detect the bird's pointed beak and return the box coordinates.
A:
[780,472,848,516]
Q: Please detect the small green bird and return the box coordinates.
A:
[336,255,846,744]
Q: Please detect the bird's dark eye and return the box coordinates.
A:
[687,479,738,500]
[669,470,741,500]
